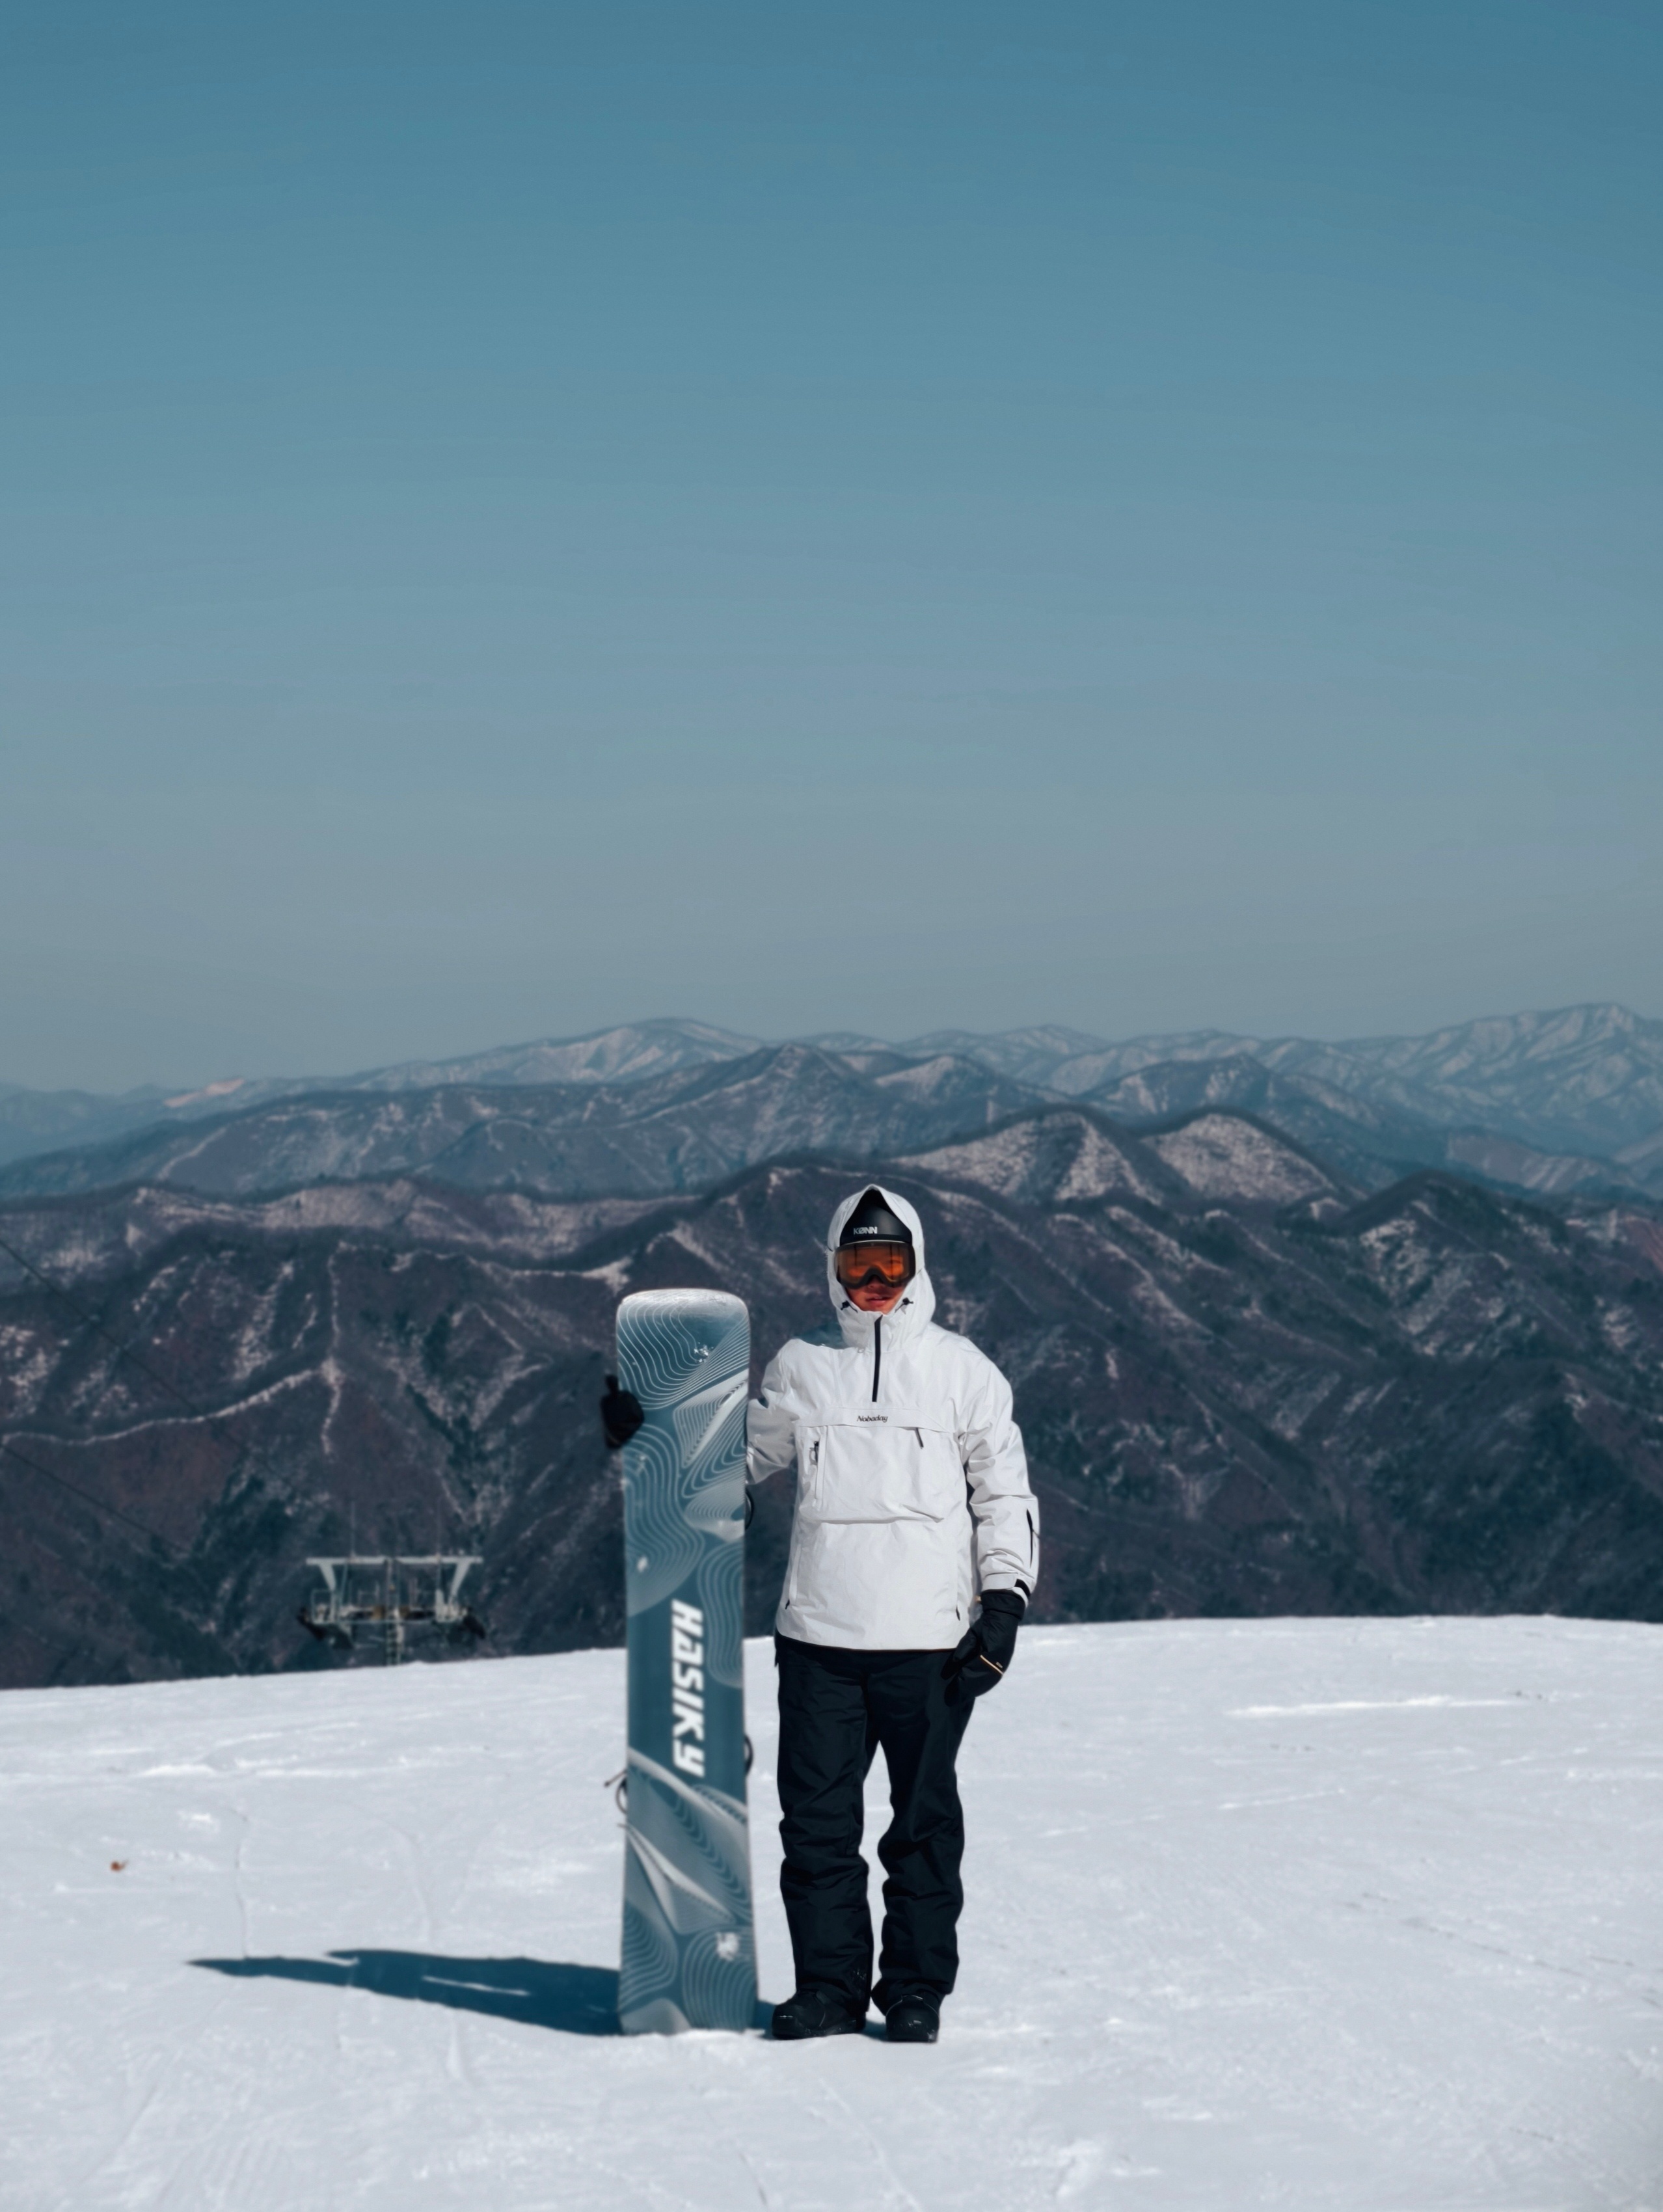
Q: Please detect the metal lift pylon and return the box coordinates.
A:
[298,1554,486,1664]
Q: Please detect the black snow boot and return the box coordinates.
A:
[884,1996,940,2044]
[771,1988,867,2041]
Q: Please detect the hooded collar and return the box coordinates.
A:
[825,1183,936,1353]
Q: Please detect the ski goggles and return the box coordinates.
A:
[833,1241,915,1290]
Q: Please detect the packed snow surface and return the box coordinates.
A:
[4,1619,1662,2210]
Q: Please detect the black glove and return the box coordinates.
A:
[944,1587,1024,1699]
[600,1375,644,1450]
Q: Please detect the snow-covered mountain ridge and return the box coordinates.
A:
[0,1047,1042,1203]
[5,1029,1663,1212]
[5,1619,1658,2211]
[5,1129,1663,1690]
[5,1004,1662,1191]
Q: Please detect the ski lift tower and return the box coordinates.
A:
[298,1554,485,1666]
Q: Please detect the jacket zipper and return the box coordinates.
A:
[872,1316,882,1402]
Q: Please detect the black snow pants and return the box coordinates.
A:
[775,1632,975,2016]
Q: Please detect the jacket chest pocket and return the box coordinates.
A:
[796,1416,962,1526]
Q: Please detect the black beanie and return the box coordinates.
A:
[838,1187,913,1248]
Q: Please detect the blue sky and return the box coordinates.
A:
[2,1,1658,1088]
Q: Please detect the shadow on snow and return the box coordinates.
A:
[192,1951,623,2036]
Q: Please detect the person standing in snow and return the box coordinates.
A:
[602,1183,1038,2044]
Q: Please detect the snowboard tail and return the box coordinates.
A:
[615,1288,755,2033]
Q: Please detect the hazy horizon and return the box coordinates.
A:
[5,996,1658,1101]
[5,2,1658,1091]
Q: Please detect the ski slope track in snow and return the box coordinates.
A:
[4,1618,1662,2211]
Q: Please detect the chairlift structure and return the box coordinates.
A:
[299,1554,485,1666]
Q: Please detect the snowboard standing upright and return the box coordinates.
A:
[614,1288,757,2033]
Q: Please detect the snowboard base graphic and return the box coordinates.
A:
[615,1288,755,2034]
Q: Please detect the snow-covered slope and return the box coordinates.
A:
[338,1019,764,1094]
[0,1047,1040,1203]
[1053,1005,1663,1163]
[0,1027,763,1172]
[898,1109,1178,1206]
[1142,1113,1344,1206]
[1324,1003,1663,1152]
[5,1619,1660,2211]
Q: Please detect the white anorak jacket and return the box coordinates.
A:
[746,1185,1039,1651]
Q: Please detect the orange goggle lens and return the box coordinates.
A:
[834,1241,913,1289]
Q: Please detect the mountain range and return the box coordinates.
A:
[3,1101,1662,1688]
[4,1004,1662,1204]
[3,1001,1663,1690]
